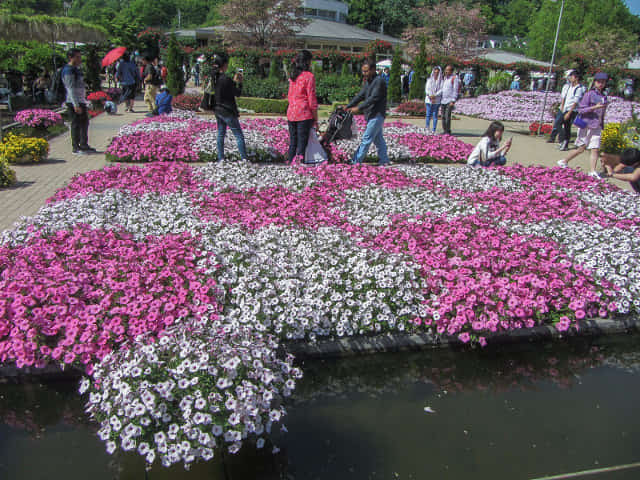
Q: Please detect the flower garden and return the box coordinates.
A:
[2,111,640,469]
[455,90,640,124]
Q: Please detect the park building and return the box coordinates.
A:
[172,0,402,57]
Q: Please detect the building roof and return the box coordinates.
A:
[194,19,402,47]
[479,49,550,67]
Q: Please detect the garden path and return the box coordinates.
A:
[0,110,631,232]
[0,108,147,232]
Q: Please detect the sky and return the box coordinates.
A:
[625,0,640,16]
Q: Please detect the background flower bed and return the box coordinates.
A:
[4,131,640,467]
[456,91,640,124]
[105,112,473,164]
[0,133,48,164]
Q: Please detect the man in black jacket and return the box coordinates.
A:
[347,59,390,165]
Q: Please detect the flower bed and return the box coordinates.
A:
[3,156,640,467]
[0,159,16,187]
[456,90,640,124]
[15,109,63,129]
[172,94,202,112]
[394,101,426,116]
[0,133,49,164]
[106,112,473,164]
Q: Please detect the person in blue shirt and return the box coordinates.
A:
[510,75,521,90]
[116,52,139,112]
[381,67,390,86]
[155,87,173,115]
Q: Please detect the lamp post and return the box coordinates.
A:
[537,0,565,135]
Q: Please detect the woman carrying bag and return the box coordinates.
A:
[287,50,318,163]
[212,53,248,162]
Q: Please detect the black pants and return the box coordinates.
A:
[441,102,454,134]
[287,119,313,162]
[67,103,89,150]
[559,111,577,144]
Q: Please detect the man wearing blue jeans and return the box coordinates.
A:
[347,59,390,165]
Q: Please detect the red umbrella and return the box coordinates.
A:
[101,47,127,67]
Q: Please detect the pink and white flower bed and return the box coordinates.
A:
[2,122,640,468]
[456,90,640,124]
[106,112,473,164]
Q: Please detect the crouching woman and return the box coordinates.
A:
[467,121,512,167]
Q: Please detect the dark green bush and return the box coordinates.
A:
[315,74,361,104]
[237,97,288,114]
[242,77,287,100]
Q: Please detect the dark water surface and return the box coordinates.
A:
[1,335,639,480]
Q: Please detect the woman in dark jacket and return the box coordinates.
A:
[213,53,248,162]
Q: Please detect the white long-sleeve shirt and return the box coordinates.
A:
[467,136,501,166]
[441,74,460,104]
[425,77,443,104]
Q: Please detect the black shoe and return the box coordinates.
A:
[546,138,555,143]
[80,146,97,153]
[559,141,569,151]
[73,149,89,155]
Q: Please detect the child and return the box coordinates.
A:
[603,147,640,193]
[104,100,117,114]
[557,72,608,178]
[155,86,173,115]
[467,121,512,167]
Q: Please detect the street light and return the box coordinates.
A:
[537,0,565,136]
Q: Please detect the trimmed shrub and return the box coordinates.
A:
[315,74,361,104]
[0,159,16,187]
[389,47,402,104]
[237,97,288,114]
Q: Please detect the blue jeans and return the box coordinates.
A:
[216,115,248,161]
[480,155,507,167]
[287,119,314,162]
[426,103,440,131]
[352,114,389,165]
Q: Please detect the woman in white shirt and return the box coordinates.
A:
[425,66,443,133]
[467,121,512,167]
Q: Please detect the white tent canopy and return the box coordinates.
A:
[376,59,392,69]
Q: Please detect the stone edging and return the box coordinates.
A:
[284,316,640,359]
[2,317,639,380]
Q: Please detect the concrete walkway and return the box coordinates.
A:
[0,108,631,233]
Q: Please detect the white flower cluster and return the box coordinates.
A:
[393,164,525,192]
[193,130,282,162]
[194,163,316,193]
[83,321,301,468]
[197,224,428,341]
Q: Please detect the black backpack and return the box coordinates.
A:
[50,66,67,103]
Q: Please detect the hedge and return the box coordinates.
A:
[237,97,288,115]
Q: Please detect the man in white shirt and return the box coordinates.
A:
[440,65,460,135]
[558,70,586,151]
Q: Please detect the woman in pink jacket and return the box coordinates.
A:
[286,50,318,163]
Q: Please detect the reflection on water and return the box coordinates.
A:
[1,335,640,480]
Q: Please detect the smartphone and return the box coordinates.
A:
[238,68,244,73]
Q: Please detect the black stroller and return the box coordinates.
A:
[320,107,354,162]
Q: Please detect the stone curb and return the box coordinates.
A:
[284,316,640,359]
[2,316,639,381]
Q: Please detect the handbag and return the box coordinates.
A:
[573,115,587,129]
[304,130,328,165]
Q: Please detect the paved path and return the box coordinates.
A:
[0,107,148,231]
[0,107,631,233]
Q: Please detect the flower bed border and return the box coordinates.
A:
[2,315,639,380]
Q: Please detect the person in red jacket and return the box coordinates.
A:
[286,50,318,163]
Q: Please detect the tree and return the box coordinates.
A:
[166,34,185,96]
[409,39,427,100]
[565,29,637,69]
[527,0,640,61]
[219,0,309,49]
[269,57,280,79]
[402,2,486,59]
[388,47,402,104]
[84,45,102,93]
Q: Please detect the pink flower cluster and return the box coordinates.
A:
[0,227,220,371]
[389,132,473,163]
[48,162,204,203]
[15,109,63,129]
[364,214,617,342]
[105,130,202,163]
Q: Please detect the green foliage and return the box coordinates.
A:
[486,70,512,93]
[242,76,287,99]
[166,35,185,96]
[236,97,288,114]
[315,74,361,104]
[0,159,17,188]
[347,0,418,37]
[341,63,350,76]
[268,58,280,79]
[0,41,65,75]
[388,47,402,104]
[409,40,427,101]
[83,45,102,93]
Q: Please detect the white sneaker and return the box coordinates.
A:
[557,159,568,168]
[588,171,601,179]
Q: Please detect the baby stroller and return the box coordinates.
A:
[320,107,354,162]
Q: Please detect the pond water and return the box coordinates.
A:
[1,335,640,480]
